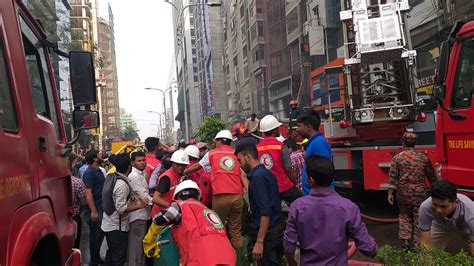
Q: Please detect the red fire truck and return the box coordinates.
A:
[306,0,438,195]
[434,20,474,196]
[0,0,98,265]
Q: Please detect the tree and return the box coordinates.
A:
[122,126,139,141]
[196,116,227,143]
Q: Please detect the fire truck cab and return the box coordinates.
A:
[435,20,474,195]
[0,0,98,265]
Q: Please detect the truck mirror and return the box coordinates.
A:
[434,85,446,101]
[435,41,449,85]
[69,51,97,106]
[73,110,99,130]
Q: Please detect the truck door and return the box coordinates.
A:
[443,35,474,187]
[0,11,35,264]
[18,15,72,223]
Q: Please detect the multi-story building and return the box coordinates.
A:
[96,4,121,151]
[120,109,137,131]
[222,0,252,122]
[193,3,228,123]
[247,0,268,116]
[265,0,297,119]
[69,0,94,51]
[169,0,200,140]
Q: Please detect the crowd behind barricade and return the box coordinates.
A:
[68,107,474,266]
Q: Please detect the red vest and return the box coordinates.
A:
[145,153,160,183]
[209,145,243,195]
[186,160,213,208]
[257,137,294,192]
[151,168,180,217]
[172,199,236,266]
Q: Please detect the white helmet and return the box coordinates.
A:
[170,150,190,165]
[260,115,282,132]
[173,180,201,199]
[214,130,234,141]
[184,145,200,159]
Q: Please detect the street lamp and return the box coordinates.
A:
[148,110,164,139]
[163,0,222,142]
[145,87,172,136]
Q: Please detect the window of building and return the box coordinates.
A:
[313,5,319,18]
[244,64,249,79]
[250,24,257,41]
[409,0,424,7]
[249,0,256,17]
[21,16,62,141]
[243,46,248,59]
[256,8,263,14]
[240,4,245,19]
[257,21,264,37]
[241,24,246,39]
[233,56,238,67]
[287,9,298,34]
[0,37,18,132]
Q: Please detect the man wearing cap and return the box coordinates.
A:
[151,150,189,217]
[387,131,437,249]
[153,180,236,265]
[232,123,258,150]
[184,130,245,264]
[258,115,302,205]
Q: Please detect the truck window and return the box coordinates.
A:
[0,37,18,132]
[20,16,62,141]
[451,37,474,109]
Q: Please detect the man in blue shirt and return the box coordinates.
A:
[83,149,106,266]
[297,109,333,195]
[235,144,283,265]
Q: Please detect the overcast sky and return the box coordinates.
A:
[99,0,175,140]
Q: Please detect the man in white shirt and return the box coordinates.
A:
[101,154,147,266]
[128,150,154,266]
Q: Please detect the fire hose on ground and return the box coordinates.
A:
[360,213,399,223]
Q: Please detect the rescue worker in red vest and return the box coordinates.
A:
[184,130,246,264]
[145,137,161,185]
[184,145,212,208]
[153,180,236,265]
[151,150,189,217]
[258,115,303,205]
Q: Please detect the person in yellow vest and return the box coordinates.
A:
[184,130,246,264]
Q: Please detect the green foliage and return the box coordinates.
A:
[196,116,227,143]
[122,126,139,141]
[376,244,474,265]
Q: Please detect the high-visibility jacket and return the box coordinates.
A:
[209,145,242,195]
[186,160,212,208]
[172,199,236,266]
[151,168,181,217]
[145,153,160,183]
[257,137,294,193]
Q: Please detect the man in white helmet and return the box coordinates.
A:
[151,150,189,217]
[258,115,302,205]
[184,130,246,264]
[153,180,237,265]
[184,145,212,208]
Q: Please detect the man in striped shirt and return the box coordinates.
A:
[285,138,305,190]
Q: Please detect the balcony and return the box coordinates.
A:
[285,0,300,16]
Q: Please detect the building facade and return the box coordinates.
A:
[96,5,121,150]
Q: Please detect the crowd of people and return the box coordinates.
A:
[68,106,474,266]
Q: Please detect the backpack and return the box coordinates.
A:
[102,173,131,216]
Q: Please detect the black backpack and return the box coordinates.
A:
[102,173,131,216]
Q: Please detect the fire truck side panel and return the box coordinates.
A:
[437,24,474,191]
[333,147,436,191]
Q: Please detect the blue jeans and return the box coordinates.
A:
[85,212,104,266]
